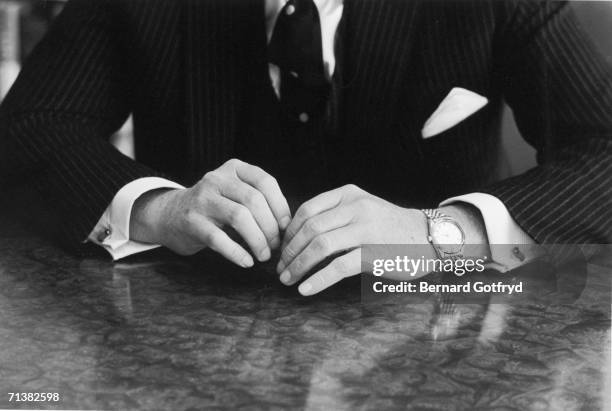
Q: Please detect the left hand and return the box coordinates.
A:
[277,184,428,296]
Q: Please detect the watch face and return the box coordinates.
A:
[431,220,464,254]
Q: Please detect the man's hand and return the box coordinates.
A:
[130,159,291,267]
[277,185,490,296]
[277,184,432,295]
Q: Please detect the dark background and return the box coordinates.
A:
[1,0,612,177]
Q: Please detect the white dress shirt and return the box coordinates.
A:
[89,0,536,271]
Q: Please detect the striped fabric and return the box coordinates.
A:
[0,0,610,252]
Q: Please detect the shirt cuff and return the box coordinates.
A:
[440,192,543,272]
[87,177,185,260]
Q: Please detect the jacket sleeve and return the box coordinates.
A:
[483,0,612,244]
[0,0,163,250]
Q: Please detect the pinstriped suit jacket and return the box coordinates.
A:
[0,0,611,251]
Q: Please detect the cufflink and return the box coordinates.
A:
[512,247,526,262]
[97,228,112,243]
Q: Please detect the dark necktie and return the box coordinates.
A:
[268,0,330,124]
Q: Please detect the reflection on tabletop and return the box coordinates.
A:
[0,218,610,411]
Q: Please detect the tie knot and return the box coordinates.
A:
[284,0,314,15]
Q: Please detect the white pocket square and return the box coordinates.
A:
[421,87,488,139]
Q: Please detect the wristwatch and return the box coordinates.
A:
[422,208,465,263]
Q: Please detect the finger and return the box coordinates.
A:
[212,196,271,262]
[283,189,344,248]
[234,161,291,230]
[188,216,254,268]
[220,179,280,249]
[280,225,361,286]
[298,248,362,296]
[278,206,353,273]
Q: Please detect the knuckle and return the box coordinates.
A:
[225,158,241,168]
[343,183,360,193]
[283,246,296,261]
[244,190,265,208]
[203,229,219,246]
[265,174,278,187]
[229,206,249,225]
[293,255,309,273]
[192,188,212,208]
[183,209,199,226]
[312,234,332,254]
[332,256,350,274]
[297,204,314,220]
[201,171,220,187]
[257,173,275,188]
[303,219,321,236]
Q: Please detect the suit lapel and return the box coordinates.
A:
[341,0,422,149]
[183,0,267,176]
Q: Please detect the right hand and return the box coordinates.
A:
[130,159,291,267]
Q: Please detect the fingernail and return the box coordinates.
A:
[270,236,280,249]
[299,282,313,295]
[241,254,254,268]
[279,271,291,285]
[259,247,271,262]
[276,260,285,273]
[280,216,291,230]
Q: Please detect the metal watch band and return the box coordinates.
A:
[421,208,465,260]
[422,208,445,221]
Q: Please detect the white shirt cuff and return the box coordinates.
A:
[87,177,185,260]
[440,192,542,272]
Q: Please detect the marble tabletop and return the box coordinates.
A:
[0,216,610,411]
